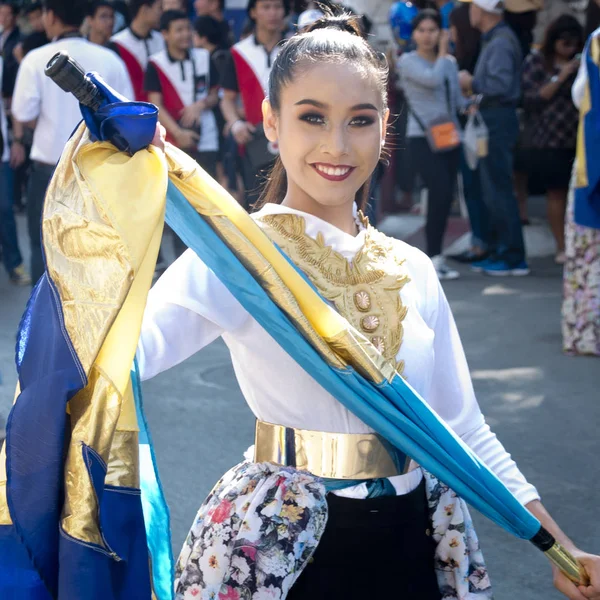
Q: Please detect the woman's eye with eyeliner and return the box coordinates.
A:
[300,113,325,125]
[350,116,376,127]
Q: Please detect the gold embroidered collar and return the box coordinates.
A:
[257,210,410,375]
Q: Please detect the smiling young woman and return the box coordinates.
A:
[138,12,600,600]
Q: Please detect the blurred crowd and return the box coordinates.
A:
[0,0,598,356]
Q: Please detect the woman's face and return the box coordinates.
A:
[554,34,580,60]
[263,62,387,210]
[413,18,440,53]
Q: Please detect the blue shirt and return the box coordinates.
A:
[472,22,522,105]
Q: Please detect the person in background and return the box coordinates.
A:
[11,0,133,285]
[86,0,119,53]
[0,54,29,285]
[504,0,543,60]
[145,10,220,257]
[0,1,20,107]
[448,0,486,265]
[562,8,600,357]
[459,0,528,276]
[220,0,288,208]
[146,10,219,174]
[13,2,48,62]
[194,0,234,48]
[521,14,582,265]
[111,0,164,101]
[194,14,229,184]
[400,9,466,280]
[194,13,227,52]
[449,0,480,73]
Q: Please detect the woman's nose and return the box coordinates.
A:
[323,126,348,157]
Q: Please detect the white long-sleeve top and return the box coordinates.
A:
[138,203,540,505]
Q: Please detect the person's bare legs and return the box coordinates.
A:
[514,170,529,224]
[547,187,567,262]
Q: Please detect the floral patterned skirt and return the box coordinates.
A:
[174,462,493,600]
[562,179,600,356]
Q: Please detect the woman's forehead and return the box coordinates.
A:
[281,62,383,110]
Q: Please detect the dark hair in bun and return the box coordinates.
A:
[258,12,388,208]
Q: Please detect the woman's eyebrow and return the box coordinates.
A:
[294,99,378,111]
[294,99,328,108]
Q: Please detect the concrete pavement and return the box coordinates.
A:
[1,212,598,599]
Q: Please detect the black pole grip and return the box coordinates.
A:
[44,51,103,111]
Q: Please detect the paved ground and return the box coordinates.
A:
[1,212,599,599]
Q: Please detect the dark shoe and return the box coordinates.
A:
[449,249,490,264]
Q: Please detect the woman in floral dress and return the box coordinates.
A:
[564,21,600,356]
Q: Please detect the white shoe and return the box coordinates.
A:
[432,255,460,280]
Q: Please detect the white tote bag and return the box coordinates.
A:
[463,111,489,170]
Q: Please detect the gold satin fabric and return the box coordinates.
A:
[254,420,406,479]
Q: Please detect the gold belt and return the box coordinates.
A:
[253,420,409,480]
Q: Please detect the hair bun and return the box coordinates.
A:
[305,13,364,38]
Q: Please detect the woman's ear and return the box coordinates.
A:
[262,99,278,143]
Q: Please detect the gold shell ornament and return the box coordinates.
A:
[361,315,380,332]
[371,336,385,354]
[354,290,371,312]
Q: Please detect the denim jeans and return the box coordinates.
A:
[460,150,491,251]
[478,107,525,265]
[0,161,22,273]
[27,161,55,285]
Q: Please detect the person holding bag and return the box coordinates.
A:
[399,9,467,281]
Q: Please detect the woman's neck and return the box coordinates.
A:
[417,48,437,62]
[280,182,358,236]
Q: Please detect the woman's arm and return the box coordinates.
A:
[424,258,600,599]
[424,264,540,502]
[138,249,249,381]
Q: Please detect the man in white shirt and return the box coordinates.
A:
[111,0,164,101]
[220,0,288,208]
[11,0,133,285]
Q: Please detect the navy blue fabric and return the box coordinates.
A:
[0,527,51,599]
[3,274,86,596]
[81,73,158,155]
[58,484,151,600]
